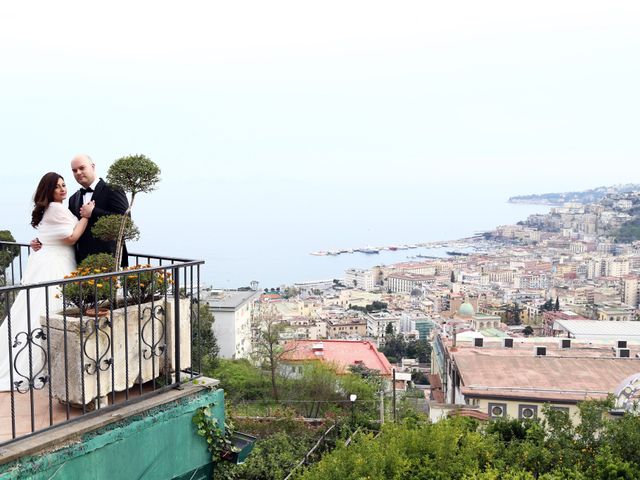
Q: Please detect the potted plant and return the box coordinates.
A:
[193,406,257,468]
[122,264,173,303]
[91,154,161,271]
[61,253,118,315]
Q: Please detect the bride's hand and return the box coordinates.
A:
[80,200,95,219]
[30,237,42,251]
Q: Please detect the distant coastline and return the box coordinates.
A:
[508,183,640,206]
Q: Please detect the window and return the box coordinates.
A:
[550,406,570,415]
[519,404,538,420]
[488,402,507,419]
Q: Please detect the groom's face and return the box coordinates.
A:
[71,157,96,188]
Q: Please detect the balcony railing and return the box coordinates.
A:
[0,241,205,446]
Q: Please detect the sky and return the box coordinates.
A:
[1,1,639,284]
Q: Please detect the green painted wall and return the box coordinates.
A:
[1,388,225,480]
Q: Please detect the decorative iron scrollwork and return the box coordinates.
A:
[12,328,49,393]
[141,304,166,360]
[81,314,113,375]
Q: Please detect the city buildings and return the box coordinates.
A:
[202,288,260,359]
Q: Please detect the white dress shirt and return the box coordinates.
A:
[83,178,100,205]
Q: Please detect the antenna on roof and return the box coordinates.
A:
[452,324,457,348]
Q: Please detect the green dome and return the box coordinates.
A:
[458,302,475,317]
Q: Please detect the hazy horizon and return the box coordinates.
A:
[1,1,638,286]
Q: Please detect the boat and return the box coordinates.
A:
[446,251,470,256]
[358,246,380,254]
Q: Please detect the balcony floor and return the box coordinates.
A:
[0,383,155,444]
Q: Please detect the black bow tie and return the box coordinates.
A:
[81,187,94,195]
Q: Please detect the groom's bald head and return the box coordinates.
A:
[71,154,96,188]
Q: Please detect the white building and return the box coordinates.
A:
[622,276,639,308]
[345,268,375,291]
[367,312,402,339]
[203,289,260,359]
[386,272,436,293]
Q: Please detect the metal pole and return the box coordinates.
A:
[174,269,182,388]
[351,400,355,426]
[379,390,385,424]
[392,368,396,423]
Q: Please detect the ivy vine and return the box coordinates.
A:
[192,405,239,479]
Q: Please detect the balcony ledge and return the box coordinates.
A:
[0,377,220,466]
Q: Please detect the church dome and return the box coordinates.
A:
[458,302,475,317]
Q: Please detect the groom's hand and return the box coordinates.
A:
[30,238,42,252]
[80,200,95,219]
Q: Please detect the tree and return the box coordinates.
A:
[540,299,554,312]
[0,230,19,274]
[555,297,560,311]
[523,325,534,336]
[0,230,19,319]
[208,359,271,402]
[253,307,296,402]
[504,302,522,326]
[381,334,406,361]
[192,303,219,374]
[450,271,455,283]
[406,339,431,363]
[97,154,161,270]
[385,322,394,335]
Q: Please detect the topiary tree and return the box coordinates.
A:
[91,215,140,245]
[92,154,160,270]
[0,230,19,274]
[0,230,19,319]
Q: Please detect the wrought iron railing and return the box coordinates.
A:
[0,241,205,446]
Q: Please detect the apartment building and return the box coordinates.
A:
[203,289,260,359]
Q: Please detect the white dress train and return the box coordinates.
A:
[0,202,77,391]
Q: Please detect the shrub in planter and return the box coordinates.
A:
[122,264,173,303]
[61,253,118,314]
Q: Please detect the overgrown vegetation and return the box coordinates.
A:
[298,399,640,479]
[380,335,431,364]
[615,206,640,242]
[349,301,388,313]
[0,230,19,319]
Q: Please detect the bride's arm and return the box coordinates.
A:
[63,216,89,245]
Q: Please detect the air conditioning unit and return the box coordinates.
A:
[617,340,628,349]
[535,346,547,356]
[490,405,505,418]
[561,339,571,349]
[474,337,484,348]
[616,348,630,358]
[503,338,514,348]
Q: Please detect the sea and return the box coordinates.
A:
[134,195,551,290]
[4,181,552,290]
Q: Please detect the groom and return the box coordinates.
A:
[32,154,130,267]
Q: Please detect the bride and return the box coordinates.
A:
[0,173,91,391]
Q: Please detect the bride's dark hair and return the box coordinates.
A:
[31,172,64,228]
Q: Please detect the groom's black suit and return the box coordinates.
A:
[68,178,129,267]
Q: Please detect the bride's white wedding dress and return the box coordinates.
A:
[0,202,78,391]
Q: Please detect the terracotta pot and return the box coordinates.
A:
[84,307,110,317]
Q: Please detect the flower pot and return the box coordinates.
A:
[84,307,110,317]
[44,297,191,406]
[221,432,257,464]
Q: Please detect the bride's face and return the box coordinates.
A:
[52,178,67,203]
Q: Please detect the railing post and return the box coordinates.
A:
[173,268,181,388]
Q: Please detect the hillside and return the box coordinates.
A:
[509,184,640,206]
